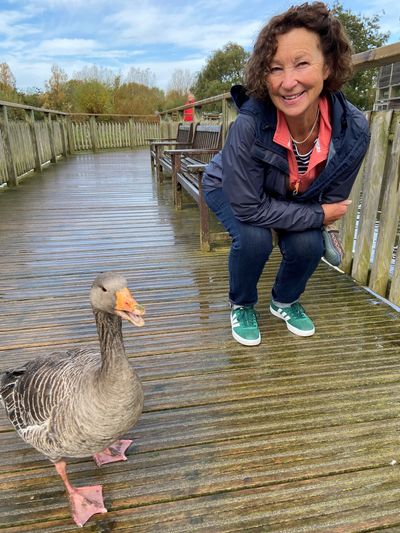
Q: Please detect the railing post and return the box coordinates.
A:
[222,97,237,141]
[28,109,42,173]
[129,117,136,148]
[0,105,18,187]
[89,115,98,152]
[193,105,202,124]
[66,116,75,154]
[46,112,57,163]
[58,116,68,159]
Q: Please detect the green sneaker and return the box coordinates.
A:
[270,301,315,337]
[230,306,261,346]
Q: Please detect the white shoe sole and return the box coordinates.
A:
[231,329,261,346]
[269,306,315,337]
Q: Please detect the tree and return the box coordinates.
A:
[167,68,195,96]
[65,79,112,114]
[0,62,19,102]
[44,64,68,110]
[332,2,390,110]
[0,62,16,89]
[164,69,195,110]
[192,42,250,100]
[114,82,164,115]
[73,65,117,87]
[125,67,157,88]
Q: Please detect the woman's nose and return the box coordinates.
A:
[281,69,297,90]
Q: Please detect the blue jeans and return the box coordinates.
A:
[205,188,324,306]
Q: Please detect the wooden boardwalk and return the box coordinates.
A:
[0,149,399,533]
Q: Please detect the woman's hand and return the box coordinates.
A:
[321,200,352,225]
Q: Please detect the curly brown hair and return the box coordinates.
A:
[245,2,353,100]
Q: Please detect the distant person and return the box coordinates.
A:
[183,93,195,122]
[202,2,370,346]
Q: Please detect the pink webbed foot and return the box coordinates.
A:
[68,485,107,527]
[93,439,133,467]
[54,461,107,527]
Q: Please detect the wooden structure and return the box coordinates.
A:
[148,122,193,180]
[0,149,399,531]
[164,124,224,251]
[0,102,160,187]
[160,123,223,183]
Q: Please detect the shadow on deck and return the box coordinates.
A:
[0,149,399,533]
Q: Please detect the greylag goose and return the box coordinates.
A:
[0,272,145,527]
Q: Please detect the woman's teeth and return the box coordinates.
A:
[283,92,304,100]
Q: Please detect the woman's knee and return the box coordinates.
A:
[233,222,273,255]
[280,229,324,261]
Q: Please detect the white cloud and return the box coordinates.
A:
[2,0,398,94]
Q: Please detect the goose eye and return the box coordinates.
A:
[101,286,107,292]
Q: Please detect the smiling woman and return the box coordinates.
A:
[201,1,370,346]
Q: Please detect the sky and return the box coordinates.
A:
[1,0,399,93]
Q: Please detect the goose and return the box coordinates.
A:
[0,272,145,527]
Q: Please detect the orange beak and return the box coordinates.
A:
[115,288,145,327]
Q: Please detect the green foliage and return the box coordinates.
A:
[161,89,186,112]
[113,82,164,115]
[65,80,112,114]
[192,42,250,100]
[332,2,390,110]
[22,88,46,108]
[44,64,69,110]
[0,62,20,103]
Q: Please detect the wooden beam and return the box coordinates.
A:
[28,110,43,173]
[46,113,57,164]
[0,105,17,186]
[352,42,400,71]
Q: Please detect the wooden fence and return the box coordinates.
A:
[158,43,400,308]
[0,103,160,187]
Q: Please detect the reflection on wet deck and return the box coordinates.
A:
[0,149,399,532]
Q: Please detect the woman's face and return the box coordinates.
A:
[265,28,330,121]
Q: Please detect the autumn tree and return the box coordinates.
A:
[0,62,19,102]
[332,2,390,110]
[73,65,117,87]
[125,67,157,88]
[192,43,250,100]
[65,79,112,114]
[44,64,68,110]
[114,82,164,115]
[164,68,195,109]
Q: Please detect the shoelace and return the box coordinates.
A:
[235,307,258,327]
[290,302,307,319]
[329,231,344,254]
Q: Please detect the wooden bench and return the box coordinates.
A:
[148,122,193,181]
[165,124,226,251]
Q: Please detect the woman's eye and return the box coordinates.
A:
[296,62,309,68]
[270,66,282,74]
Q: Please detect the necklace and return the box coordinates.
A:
[289,108,320,145]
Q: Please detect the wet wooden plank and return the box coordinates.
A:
[0,149,399,532]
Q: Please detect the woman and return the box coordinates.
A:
[203,2,370,346]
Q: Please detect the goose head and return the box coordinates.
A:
[90,272,145,327]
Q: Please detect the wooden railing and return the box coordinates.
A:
[0,102,160,187]
[158,42,400,307]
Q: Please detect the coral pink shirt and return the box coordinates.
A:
[273,96,332,194]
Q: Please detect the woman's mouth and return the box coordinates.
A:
[282,91,305,101]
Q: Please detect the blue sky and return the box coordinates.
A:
[1,0,399,93]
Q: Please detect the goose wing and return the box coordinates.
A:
[0,348,99,436]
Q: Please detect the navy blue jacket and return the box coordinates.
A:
[203,85,370,232]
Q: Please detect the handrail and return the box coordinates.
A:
[0,99,159,120]
[0,99,68,115]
